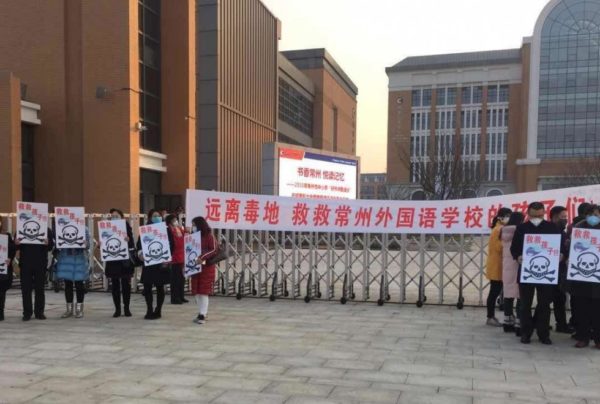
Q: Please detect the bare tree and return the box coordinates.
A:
[394,137,481,201]
[562,156,600,186]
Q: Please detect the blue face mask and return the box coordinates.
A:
[151,216,162,224]
[192,226,198,233]
[587,216,600,227]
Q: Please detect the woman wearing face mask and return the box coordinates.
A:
[104,209,135,317]
[485,207,512,327]
[501,212,525,334]
[136,209,174,320]
[190,217,219,325]
[569,204,600,349]
[0,220,16,321]
[56,226,91,319]
[166,214,187,305]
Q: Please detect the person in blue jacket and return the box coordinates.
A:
[55,226,91,319]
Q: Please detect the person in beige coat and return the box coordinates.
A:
[485,208,513,327]
[500,212,524,334]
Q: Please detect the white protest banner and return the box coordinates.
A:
[16,202,49,244]
[568,228,600,283]
[98,220,129,262]
[55,207,86,249]
[0,235,8,276]
[139,222,171,266]
[520,234,561,285]
[186,185,600,235]
[184,232,202,278]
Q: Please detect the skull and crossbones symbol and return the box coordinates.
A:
[58,225,85,247]
[523,256,555,282]
[185,251,200,275]
[145,241,170,264]
[570,252,600,281]
[102,238,128,260]
[18,220,45,243]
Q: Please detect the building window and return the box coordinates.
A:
[139,0,161,152]
[21,124,35,202]
[436,87,457,107]
[412,88,432,108]
[140,169,162,213]
[537,0,600,158]
[278,78,314,136]
[486,106,508,182]
[487,189,503,197]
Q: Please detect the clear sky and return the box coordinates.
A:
[261,0,550,173]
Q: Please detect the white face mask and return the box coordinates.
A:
[530,218,543,227]
[192,226,197,233]
[172,221,180,227]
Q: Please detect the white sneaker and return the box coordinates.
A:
[486,317,502,327]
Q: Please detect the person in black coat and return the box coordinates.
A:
[548,206,573,334]
[510,201,565,345]
[16,226,54,321]
[0,219,17,321]
[136,209,174,320]
[104,209,135,318]
[568,204,600,349]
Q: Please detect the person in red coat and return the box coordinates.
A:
[166,214,188,305]
[190,217,218,324]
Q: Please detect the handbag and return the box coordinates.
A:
[205,243,229,266]
[129,249,143,267]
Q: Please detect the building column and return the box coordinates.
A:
[161,0,196,196]
[0,71,22,212]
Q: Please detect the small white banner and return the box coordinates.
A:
[55,207,86,249]
[0,234,8,276]
[184,232,202,278]
[16,202,49,245]
[520,234,561,285]
[139,222,172,266]
[568,228,600,283]
[98,220,129,262]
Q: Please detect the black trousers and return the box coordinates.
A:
[0,290,5,313]
[551,285,568,327]
[64,280,85,303]
[520,283,553,339]
[170,264,185,303]
[574,296,600,343]
[20,264,46,316]
[143,282,165,314]
[110,277,131,309]
[486,280,503,319]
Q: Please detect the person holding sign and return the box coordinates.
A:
[190,217,219,325]
[16,225,54,322]
[55,224,91,319]
[0,220,16,321]
[568,204,600,349]
[166,214,187,305]
[485,207,512,327]
[510,202,566,345]
[136,209,174,320]
[104,209,135,318]
[500,212,524,334]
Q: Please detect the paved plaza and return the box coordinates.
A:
[1,291,600,404]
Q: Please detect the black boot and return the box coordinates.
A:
[154,286,164,319]
[123,282,132,317]
[0,291,5,321]
[111,287,121,318]
[144,289,155,320]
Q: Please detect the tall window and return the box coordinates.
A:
[278,78,313,136]
[21,124,35,202]
[538,0,600,158]
[410,89,431,182]
[139,0,161,152]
